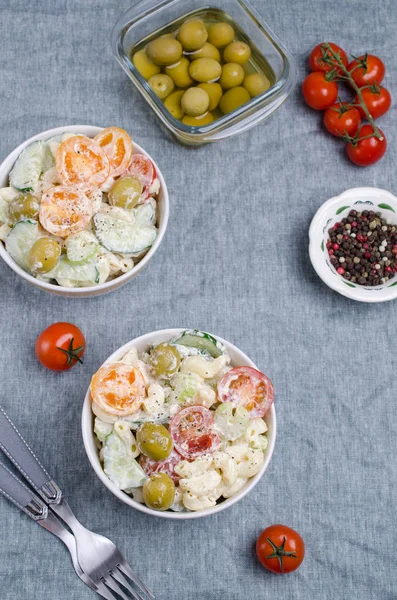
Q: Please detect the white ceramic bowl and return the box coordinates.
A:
[0,125,169,298]
[82,329,277,519]
[309,187,397,303]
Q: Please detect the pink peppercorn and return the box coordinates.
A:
[385,266,392,272]
[365,252,371,258]
[343,235,349,240]
[352,221,358,227]
[328,249,334,256]
[392,248,397,255]
[337,267,345,275]
[333,243,339,250]
[363,243,369,249]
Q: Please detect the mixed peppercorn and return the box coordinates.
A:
[327,209,397,286]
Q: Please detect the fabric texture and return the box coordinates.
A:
[0,0,397,598]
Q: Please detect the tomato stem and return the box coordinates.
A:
[57,337,84,366]
[266,536,297,573]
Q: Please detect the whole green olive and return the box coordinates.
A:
[137,422,173,461]
[28,237,61,274]
[243,73,271,97]
[8,193,39,223]
[207,22,235,48]
[149,343,181,377]
[143,473,175,511]
[164,90,185,119]
[219,86,251,114]
[186,42,221,62]
[189,58,222,83]
[177,18,208,51]
[146,36,183,66]
[182,112,214,126]
[181,87,210,116]
[148,74,175,99]
[109,176,143,210]
[165,57,193,88]
[223,41,251,64]
[197,82,223,111]
[132,49,161,80]
[219,62,245,89]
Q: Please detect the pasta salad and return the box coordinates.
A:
[0,127,160,287]
[90,330,274,513]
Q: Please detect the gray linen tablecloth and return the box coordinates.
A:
[1,0,397,598]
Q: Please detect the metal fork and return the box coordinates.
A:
[0,406,154,600]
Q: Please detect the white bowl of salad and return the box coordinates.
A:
[82,329,276,519]
[0,125,169,297]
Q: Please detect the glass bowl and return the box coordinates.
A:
[111,0,296,146]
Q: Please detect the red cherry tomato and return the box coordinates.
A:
[309,42,348,75]
[355,86,391,119]
[217,366,274,418]
[302,72,338,110]
[122,153,156,197]
[346,124,387,167]
[348,54,385,87]
[324,103,361,137]
[139,449,183,484]
[256,525,305,574]
[169,406,220,459]
[35,322,85,372]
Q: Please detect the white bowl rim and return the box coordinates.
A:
[81,328,277,519]
[309,186,397,303]
[0,125,169,295]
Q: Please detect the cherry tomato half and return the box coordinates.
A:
[139,449,183,484]
[309,42,348,75]
[122,154,157,198]
[323,103,361,138]
[355,86,391,119]
[217,366,274,418]
[348,54,385,87]
[346,124,387,167]
[35,322,85,372]
[302,72,338,110]
[256,524,305,574]
[90,363,145,417]
[169,405,220,459]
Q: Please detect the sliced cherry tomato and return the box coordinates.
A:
[302,72,338,110]
[323,103,361,137]
[355,85,391,119]
[94,127,133,178]
[348,54,385,87]
[56,135,110,192]
[139,449,183,484]
[90,363,145,417]
[256,525,305,574]
[218,366,274,418]
[122,154,156,198]
[35,322,85,372]
[309,42,348,75]
[169,406,220,459]
[39,185,92,238]
[346,124,387,167]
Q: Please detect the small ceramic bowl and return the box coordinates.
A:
[309,187,397,302]
[0,125,169,298]
[81,329,277,519]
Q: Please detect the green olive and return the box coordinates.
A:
[8,193,39,223]
[28,237,61,274]
[108,176,143,210]
[182,112,214,126]
[219,86,251,114]
[146,36,183,66]
[149,343,181,377]
[148,74,174,99]
[181,87,210,116]
[177,18,208,51]
[132,49,161,80]
[223,41,251,64]
[143,473,175,511]
[243,73,271,97]
[197,82,223,111]
[219,62,245,90]
[186,42,221,62]
[164,90,185,119]
[137,423,173,461]
[189,58,222,83]
[207,22,235,48]
[165,57,193,88]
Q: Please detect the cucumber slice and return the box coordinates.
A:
[133,200,156,227]
[9,141,54,192]
[65,231,99,265]
[5,220,39,270]
[171,330,224,358]
[94,212,157,255]
[48,256,99,286]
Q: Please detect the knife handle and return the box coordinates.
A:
[0,459,48,520]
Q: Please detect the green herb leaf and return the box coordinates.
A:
[343,281,356,288]
[388,281,397,287]
[336,205,350,215]
[378,203,395,212]
[321,240,325,252]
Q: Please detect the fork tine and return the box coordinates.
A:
[103,576,132,600]
[94,581,119,600]
[112,569,143,600]
[118,559,155,600]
